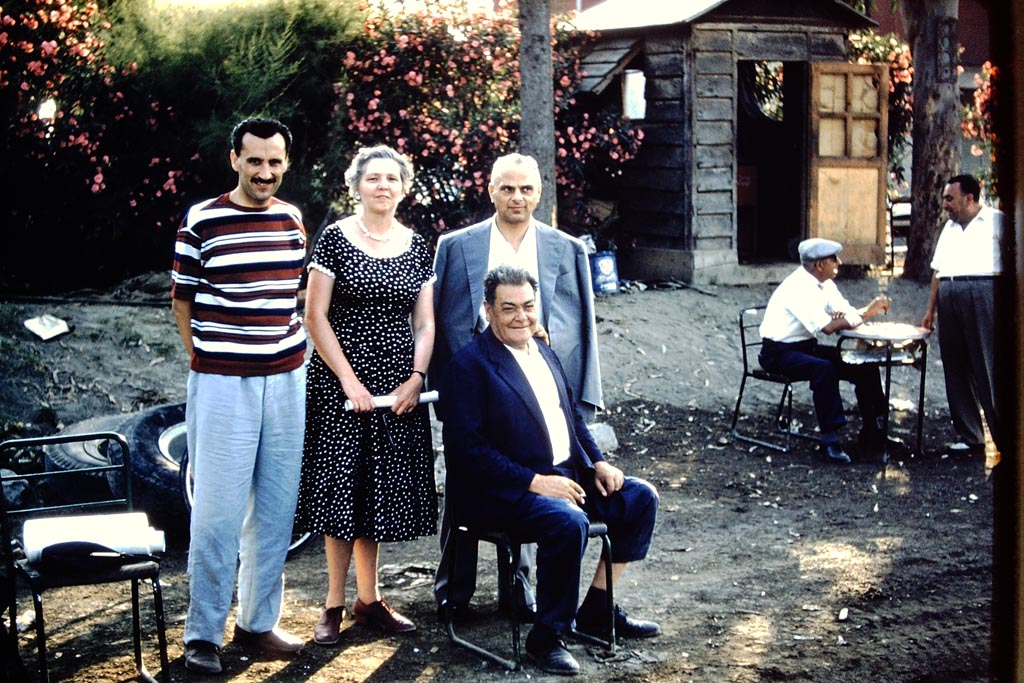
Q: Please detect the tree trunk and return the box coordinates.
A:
[899,0,961,281]
[518,0,557,226]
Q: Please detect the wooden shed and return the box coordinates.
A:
[575,0,885,284]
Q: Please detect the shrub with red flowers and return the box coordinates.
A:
[322,0,642,240]
[961,60,998,200]
[0,0,182,290]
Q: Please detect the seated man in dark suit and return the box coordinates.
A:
[439,264,660,676]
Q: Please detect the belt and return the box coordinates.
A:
[938,274,998,282]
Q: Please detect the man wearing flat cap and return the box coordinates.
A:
[757,238,892,463]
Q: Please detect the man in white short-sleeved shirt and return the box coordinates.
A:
[921,174,1006,454]
[758,238,891,463]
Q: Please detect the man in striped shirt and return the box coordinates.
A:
[171,118,307,674]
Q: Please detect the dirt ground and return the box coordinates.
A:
[0,269,994,682]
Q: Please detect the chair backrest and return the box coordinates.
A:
[736,305,769,375]
[1,432,133,577]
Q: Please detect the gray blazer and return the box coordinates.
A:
[430,217,603,417]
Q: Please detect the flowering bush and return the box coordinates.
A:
[323,0,642,239]
[849,30,914,189]
[961,60,999,200]
[0,0,182,290]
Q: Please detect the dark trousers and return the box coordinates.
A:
[937,279,1001,450]
[483,473,658,637]
[759,338,885,444]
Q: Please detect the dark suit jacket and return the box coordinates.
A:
[430,217,603,416]
[440,327,605,524]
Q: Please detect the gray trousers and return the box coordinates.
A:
[937,278,1001,449]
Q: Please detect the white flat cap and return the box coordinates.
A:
[798,238,842,262]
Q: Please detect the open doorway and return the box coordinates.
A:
[736,60,808,262]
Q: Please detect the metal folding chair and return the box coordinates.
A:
[1,432,169,683]
[729,305,818,452]
[442,511,615,671]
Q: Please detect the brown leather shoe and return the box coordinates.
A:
[232,624,305,655]
[352,598,416,633]
[314,605,346,645]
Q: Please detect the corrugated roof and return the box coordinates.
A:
[575,0,874,32]
[575,0,728,31]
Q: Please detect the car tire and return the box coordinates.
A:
[43,413,129,500]
[115,402,189,525]
[179,448,315,560]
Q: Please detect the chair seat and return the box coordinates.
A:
[751,368,795,383]
[731,305,818,453]
[18,558,161,590]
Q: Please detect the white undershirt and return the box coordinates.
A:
[476,220,541,332]
[505,338,571,465]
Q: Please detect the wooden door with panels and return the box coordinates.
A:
[808,62,889,265]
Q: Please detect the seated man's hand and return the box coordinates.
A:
[529,473,586,506]
[593,461,625,497]
[866,294,891,317]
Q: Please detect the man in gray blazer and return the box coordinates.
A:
[431,152,603,620]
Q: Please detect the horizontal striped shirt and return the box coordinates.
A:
[171,194,307,376]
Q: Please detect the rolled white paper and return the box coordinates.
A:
[23,511,165,563]
[343,390,439,412]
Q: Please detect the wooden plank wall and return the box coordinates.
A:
[616,26,689,245]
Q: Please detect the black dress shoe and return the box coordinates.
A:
[525,631,580,676]
[576,604,661,640]
[823,443,851,464]
[184,640,222,674]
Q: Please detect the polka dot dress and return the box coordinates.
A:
[296,223,437,542]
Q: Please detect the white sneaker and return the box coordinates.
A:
[947,442,971,452]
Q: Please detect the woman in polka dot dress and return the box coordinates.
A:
[298,145,436,644]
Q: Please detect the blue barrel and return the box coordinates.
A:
[589,251,619,294]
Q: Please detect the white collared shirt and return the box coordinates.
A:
[759,266,857,342]
[505,338,571,465]
[930,205,1004,277]
[475,218,542,332]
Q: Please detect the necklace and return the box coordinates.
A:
[357,217,393,243]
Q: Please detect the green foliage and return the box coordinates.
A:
[0,0,174,291]
[103,0,362,226]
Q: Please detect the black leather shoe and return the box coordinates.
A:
[184,640,222,674]
[823,443,851,464]
[576,604,661,640]
[526,631,580,676]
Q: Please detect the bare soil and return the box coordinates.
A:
[0,270,994,682]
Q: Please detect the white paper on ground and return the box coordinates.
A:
[24,314,70,341]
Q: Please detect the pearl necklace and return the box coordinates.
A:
[357,217,394,243]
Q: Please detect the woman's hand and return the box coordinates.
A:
[341,378,375,413]
[390,373,424,415]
